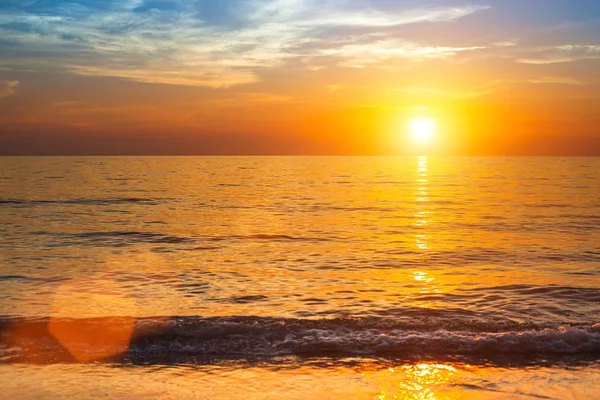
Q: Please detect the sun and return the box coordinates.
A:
[409,117,436,142]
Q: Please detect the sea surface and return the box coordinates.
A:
[0,156,599,399]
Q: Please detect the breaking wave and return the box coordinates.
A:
[1,316,599,362]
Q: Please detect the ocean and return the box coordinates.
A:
[0,156,598,399]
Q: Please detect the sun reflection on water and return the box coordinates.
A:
[410,156,443,306]
[376,363,457,400]
[414,156,430,250]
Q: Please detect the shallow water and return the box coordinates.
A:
[0,156,599,397]
[2,358,600,400]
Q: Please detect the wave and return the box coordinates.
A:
[235,234,336,242]
[0,197,162,207]
[1,317,599,362]
[29,230,193,247]
[0,275,67,283]
[24,231,337,248]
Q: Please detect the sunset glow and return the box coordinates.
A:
[0,1,598,155]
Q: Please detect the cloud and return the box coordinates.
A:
[50,101,87,108]
[317,40,484,68]
[251,2,490,28]
[493,39,519,47]
[389,86,493,99]
[517,45,600,64]
[0,80,18,98]
[0,1,490,87]
[202,92,294,107]
[68,65,258,88]
[526,76,583,85]
[388,75,585,101]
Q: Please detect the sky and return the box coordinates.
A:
[0,0,599,155]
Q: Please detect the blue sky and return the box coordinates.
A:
[1,0,597,88]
